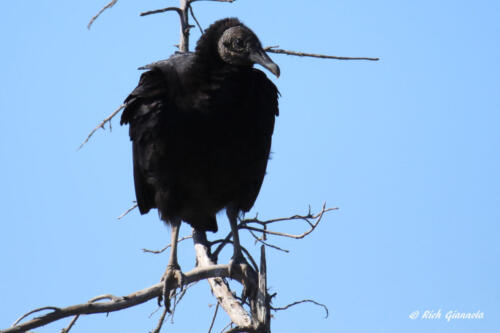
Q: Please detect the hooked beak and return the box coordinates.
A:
[249,48,280,78]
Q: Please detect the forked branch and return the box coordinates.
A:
[1,205,335,333]
[2,264,234,333]
[29,1,349,332]
[77,103,124,150]
[80,1,378,149]
[241,203,337,240]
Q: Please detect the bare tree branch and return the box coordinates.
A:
[59,2,349,332]
[60,314,79,333]
[151,307,169,333]
[272,299,329,319]
[193,230,254,328]
[207,303,220,333]
[241,225,316,239]
[178,0,192,53]
[210,237,259,273]
[240,204,337,240]
[140,7,183,18]
[81,2,378,151]
[253,246,270,332]
[2,265,233,333]
[87,0,119,29]
[142,235,193,254]
[220,322,233,333]
[117,203,138,220]
[223,326,253,333]
[189,4,204,34]
[11,307,60,327]
[59,295,121,333]
[211,232,234,260]
[2,202,336,333]
[140,1,192,53]
[242,205,337,226]
[264,46,379,61]
[249,230,290,253]
[77,103,125,150]
[168,283,193,323]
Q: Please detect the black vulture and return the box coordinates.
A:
[120,18,279,294]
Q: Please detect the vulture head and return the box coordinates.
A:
[195,18,280,78]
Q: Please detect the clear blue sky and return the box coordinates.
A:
[1,0,499,332]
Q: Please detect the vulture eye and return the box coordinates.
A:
[232,38,245,50]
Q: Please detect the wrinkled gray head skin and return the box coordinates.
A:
[217,25,280,77]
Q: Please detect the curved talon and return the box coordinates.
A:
[158,264,185,310]
[228,256,255,300]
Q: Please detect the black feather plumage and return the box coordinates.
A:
[121,18,279,233]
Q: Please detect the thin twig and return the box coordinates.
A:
[211,232,233,260]
[209,238,258,272]
[170,292,177,323]
[149,306,162,319]
[142,235,193,254]
[249,229,289,253]
[78,103,125,150]
[240,245,258,273]
[117,203,138,220]
[240,204,337,239]
[189,4,204,34]
[220,322,232,333]
[60,315,79,333]
[59,294,121,333]
[12,307,60,327]
[168,282,194,323]
[151,307,169,333]
[264,46,379,61]
[140,7,183,18]
[242,205,337,226]
[207,302,220,333]
[241,225,313,239]
[87,0,119,29]
[272,299,329,319]
[88,294,122,302]
[223,326,253,333]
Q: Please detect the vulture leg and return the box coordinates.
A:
[159,219,185,310]
[227,207,254,298]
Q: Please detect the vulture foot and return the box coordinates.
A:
[229,254,256,301]
[158,263,185,311]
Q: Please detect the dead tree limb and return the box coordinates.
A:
[79,1,378,149]
[87,0,119,29]
[1,205,334,333]
[240,204,337,240]
[207,303,220,333]
[193,230,254,328]
[264,46,379,61]
[272,299,329,319]
[3,1,350,332]
[151,306,169,333]
[1,264,232,333]
[253,246,270,332]
[142,235,193,254]
[77,103,124,150]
